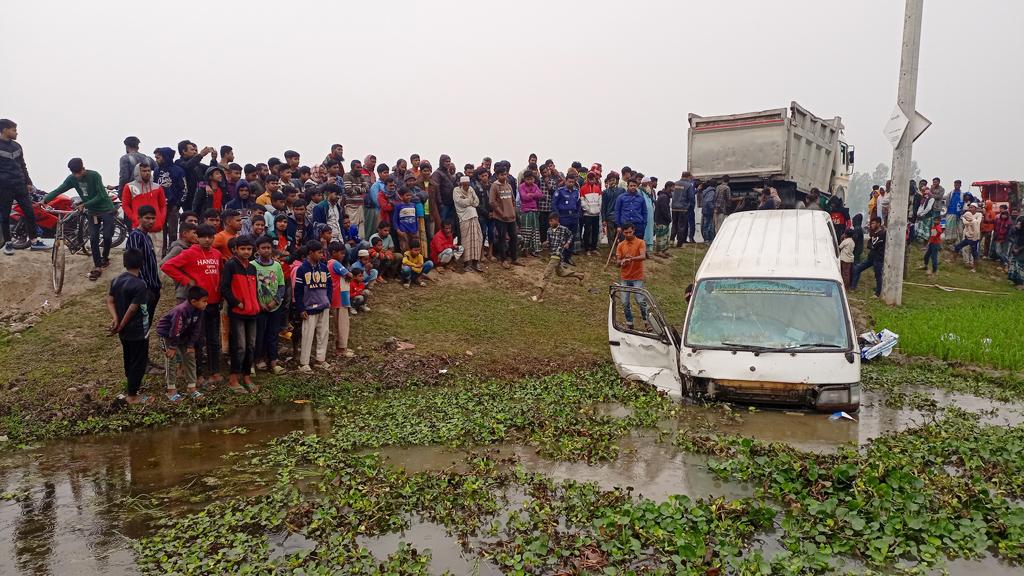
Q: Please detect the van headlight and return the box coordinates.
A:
[817,388,849,406]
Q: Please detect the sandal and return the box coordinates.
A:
[88,268,102,281]
[126,394,153,405]
[166,391,183,402]
[229,384,248,394]
[187,389,204,399]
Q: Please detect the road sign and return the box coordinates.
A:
[883,104,909,147]
[908,111,931,142]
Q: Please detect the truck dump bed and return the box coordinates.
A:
[688,101,844,195]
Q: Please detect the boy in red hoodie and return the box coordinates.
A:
[220,235,260,392]
[161,223,224,385]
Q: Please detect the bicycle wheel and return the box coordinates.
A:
[52,238,65,294]
[110,218,128,249]
[9,219,31,250]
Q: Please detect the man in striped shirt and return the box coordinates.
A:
[125,205,162,327]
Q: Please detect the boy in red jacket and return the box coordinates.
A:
[160,223,224,385]
[221,235,259,392]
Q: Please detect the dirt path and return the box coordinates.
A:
[0,248,121,331]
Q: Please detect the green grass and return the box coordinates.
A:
[855,245,1024,370]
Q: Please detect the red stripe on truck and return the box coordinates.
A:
[693,118,785,131]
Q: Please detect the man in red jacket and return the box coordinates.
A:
[122,163,167,252]
[160,224,223,385]
[220,235,259,392]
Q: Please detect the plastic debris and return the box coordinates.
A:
[438,369,448,374]
[292,399,310,404]
[860,329,899,361]
[829,411,857,422]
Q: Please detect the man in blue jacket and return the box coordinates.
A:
[154,147,187,247]
[672,172,697,246]
[614,180,648,240]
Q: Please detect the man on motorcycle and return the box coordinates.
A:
[43,158,118,280]
[0,119,44,254]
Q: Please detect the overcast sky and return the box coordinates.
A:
[4,0,1021,191]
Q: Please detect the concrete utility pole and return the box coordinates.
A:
[881,0,925,306]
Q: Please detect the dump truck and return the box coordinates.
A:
[687,101,855,208]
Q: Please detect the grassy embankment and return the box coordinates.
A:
[2,237,1022,445]
[852,242,1024,370]
[0,247,702,444]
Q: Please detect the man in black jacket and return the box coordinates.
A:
[175,140,216,213]
[0,119,42,254]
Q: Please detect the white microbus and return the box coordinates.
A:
[609,210,860,412]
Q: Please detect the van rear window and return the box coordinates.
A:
[685,278,851,351]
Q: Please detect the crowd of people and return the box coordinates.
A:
[3,117,1023,404]
[851,177,1024,292]
[1,120,696,404]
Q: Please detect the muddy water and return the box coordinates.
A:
[0,404,331,576]
[0,385,1021,576]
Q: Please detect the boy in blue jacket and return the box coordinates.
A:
[155,285,208,401]
[293,239,333,373]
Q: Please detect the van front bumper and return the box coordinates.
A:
[704,379,861,413]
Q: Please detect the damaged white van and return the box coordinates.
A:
[608,210,860,412]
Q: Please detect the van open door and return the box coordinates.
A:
[608,285,683,398]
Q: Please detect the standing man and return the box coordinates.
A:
[850,217,886,297]
[615,223,649,330]
[713,175,731,233]
[946,179,965,241]
[430,154,457,228]
[218,145,235,172]
[343,160,368,238]
[43,158,117,280]
[601,172,624,248]
[118,136,157,191]
[323,144,344,168]
[614,180,648,242]
[671,171,696,246]
[121,163,167,254]
[175,140,216,213]
[125,205,163,323]
[553,175,582,262]
[0,119,43,254]
[154,147,187,248]
[488,167,521,269]
[700,181,717,243]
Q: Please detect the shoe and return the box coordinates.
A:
[418,281,426,287]
[272,364,285,375]
[342,349,355,358]
[29,240,47,251]
[255,361,268,371]
[297,365,313,373]
[318,361,332,370]
[349,308,358,315]
[3,243,13,256]
[362,305,371,312]
[403,282,411,289]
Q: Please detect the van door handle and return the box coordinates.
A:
[609,340,621,346]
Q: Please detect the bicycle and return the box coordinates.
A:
[42,205,89,294]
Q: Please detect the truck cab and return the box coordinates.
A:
[608,210,860,412]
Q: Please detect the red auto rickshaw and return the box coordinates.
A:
[971,181,1021,217]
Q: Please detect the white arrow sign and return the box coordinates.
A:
[908,111,931,142]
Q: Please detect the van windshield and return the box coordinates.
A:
[685,278,851,351]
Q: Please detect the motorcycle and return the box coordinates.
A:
[8,187,128,253]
